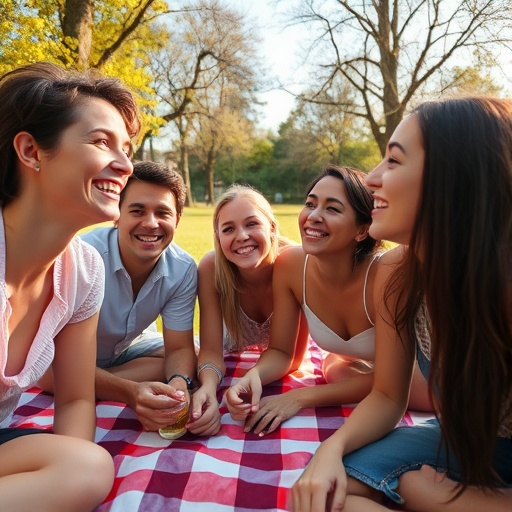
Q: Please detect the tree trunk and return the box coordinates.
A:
[180,143,194,207]
[63,0,94,69]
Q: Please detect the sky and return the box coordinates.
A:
[228,0,305,132]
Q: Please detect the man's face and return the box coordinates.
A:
[115,180,180,270]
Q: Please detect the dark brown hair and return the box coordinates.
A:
[0,61,141,205]
[306,165,383,266]
[386,97,512,492]
[121,161,186,217]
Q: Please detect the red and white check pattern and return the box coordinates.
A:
[9,340,429,511]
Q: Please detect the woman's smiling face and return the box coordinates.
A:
[365,114,425,246]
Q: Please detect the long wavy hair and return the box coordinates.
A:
[385,97,512,492]
[213,184,291,348]
[306,165,384,266]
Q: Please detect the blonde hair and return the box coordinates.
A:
[213,184,291,349]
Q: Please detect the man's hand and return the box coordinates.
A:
[129,381,190,432]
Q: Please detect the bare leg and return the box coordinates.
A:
[0,433,114,512]
[399,465,512,512]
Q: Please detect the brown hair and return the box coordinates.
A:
[0,61,141,204]
[385,96,512,492]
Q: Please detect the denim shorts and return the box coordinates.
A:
[344,418,512,504]
[97,332,164,369]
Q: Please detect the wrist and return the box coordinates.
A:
[166,373,193,390]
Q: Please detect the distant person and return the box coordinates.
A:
[290,97,512,512]
[225,166,431,436]
[188,185,309,436]
[0,61,140,510]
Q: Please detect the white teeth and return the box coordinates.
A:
[136,235,159,242]
[374,199,388,208]
[305,229,327,238]
[236,245,255,254]
[95,180,121,195]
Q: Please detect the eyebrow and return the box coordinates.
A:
[388,141,406,153]
[128,202,173,212]
[219,215,259,228]
[87,127,131,146]
[307,193,345,208]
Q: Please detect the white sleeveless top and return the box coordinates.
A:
[301,254,380,361]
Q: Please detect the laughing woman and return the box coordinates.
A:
[188,185,309,436]
[0,62,140,511]
[290,97,512,512]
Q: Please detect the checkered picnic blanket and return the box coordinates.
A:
[9,340,426,512]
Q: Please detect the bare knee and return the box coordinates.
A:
[54,439,115,510]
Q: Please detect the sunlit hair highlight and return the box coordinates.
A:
[213,184,290,349]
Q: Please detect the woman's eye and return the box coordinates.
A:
[304,202,314,208]
[387,156,398,164]
[222,227,233,234]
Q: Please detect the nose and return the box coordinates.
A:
[308,207,323,223]
[141,212,158,229]
[111,150,133,178]
[365,162,383,189]
[235,227,249,241]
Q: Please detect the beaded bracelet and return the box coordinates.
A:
[197,361,224,386]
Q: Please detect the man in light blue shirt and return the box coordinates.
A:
[81,161,197,432]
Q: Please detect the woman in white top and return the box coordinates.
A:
[225,166,432,435]
[189,185,309,436]
[0,62,140,511]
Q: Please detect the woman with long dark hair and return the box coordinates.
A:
[290,97,512,511]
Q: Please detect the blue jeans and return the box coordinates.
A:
[344,419,512,504]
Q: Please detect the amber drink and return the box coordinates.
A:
[158,400,189,440]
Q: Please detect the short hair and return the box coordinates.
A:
[306,165,382,265]
[0,61,141,205]
[120,161,187,217]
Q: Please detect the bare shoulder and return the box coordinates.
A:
[198,250,215,274]
[275,245,305,270]
[378,245,407,272]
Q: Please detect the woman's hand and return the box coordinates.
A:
[224,370,263,422]
[243,390,302,435]
[289,436,348,512]
[187,385,222,436]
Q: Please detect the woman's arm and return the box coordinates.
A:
[225,248,306,419]
[51,313,100,441]
[290,247,416,511]
[189,252,226,435]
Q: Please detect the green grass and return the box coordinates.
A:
[80,204,304,334]
[173,203,303,260]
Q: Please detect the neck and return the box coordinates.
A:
[3,200,76,288]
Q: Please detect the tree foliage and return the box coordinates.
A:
[0,0,174,144]
[284,0,512,154]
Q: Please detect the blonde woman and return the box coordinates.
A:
[187,185,309,436]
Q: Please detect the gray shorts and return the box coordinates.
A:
[97,331,164,369]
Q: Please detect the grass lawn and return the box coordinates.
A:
[80,203,304,334]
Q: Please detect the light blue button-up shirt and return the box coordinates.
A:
[81,227,197,365]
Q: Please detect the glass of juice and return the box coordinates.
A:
[158,399,190,440]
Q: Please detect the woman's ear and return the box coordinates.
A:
[355,226,369,242]
[13,132,41,172]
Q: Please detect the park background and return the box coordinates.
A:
[2,0,512,206]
